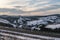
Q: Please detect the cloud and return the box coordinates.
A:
[0,0,14,6]
[0,0,60,16]
[7,0,50,11]
[0,0,60,11]
[0,8,26,14]
[31,5,60,12]
[14,6,22,8]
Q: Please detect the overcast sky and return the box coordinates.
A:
[0,0,60,16]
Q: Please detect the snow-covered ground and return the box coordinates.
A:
[0,15,60,40]
[0,18,10,24]
[27,20,48,25]
[46,24,60,29]
[0,29,60,40]
[0,18,16,27]
[0,33,40,40]
[26,16,58,26]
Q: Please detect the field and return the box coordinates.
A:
[0,26,60,38]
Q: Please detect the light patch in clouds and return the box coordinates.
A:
[21,7,37,11]
[0,0,13,6]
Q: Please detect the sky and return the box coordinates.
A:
[0,0,60,16]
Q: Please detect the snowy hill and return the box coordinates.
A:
[0,14,60,32]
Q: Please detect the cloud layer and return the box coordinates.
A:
[0,0,60,16]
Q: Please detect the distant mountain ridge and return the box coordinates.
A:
[0,14,60,32]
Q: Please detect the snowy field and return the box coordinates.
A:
[0,29,60,40]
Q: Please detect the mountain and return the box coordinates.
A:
[0,14,60,32]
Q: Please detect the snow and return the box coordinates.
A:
[0,33,40,40]
[39,16,58,23]
[9,23,16,28]
[0,18,10,24]
[17,17,25,25]
[27,20,48,25]
[31,26,40,30]
[0,29,60,40]
[19,25,23,28]
[0,18,16,27]
[39,16,57,20]
[27,16,58,26]
[55,19,60,23]
[45,24,60,29]
[14,20,16,23]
